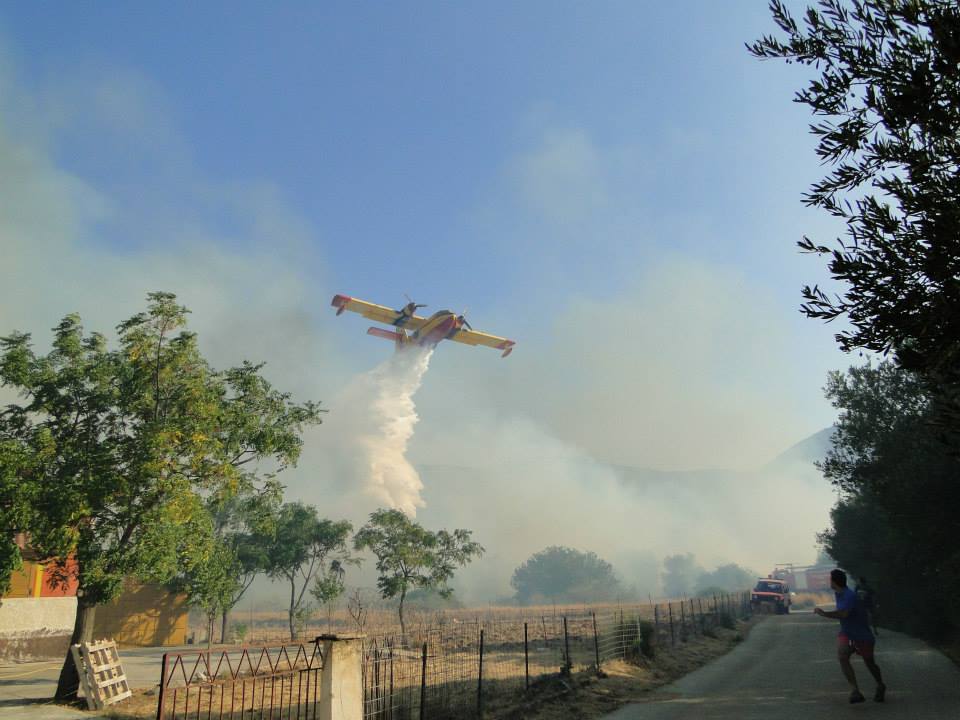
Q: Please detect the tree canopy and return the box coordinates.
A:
[265,502,354,641]
[0,439,37,595]
[354,508,483,637]
[0,292,323,699]
[749,0,960,440]
[176,480,282,644]
[510,546,622,605]
[661,553,702,599]
[819,361,960,634]
[694,563,755,596]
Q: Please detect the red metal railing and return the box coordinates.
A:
[156,642,324,720]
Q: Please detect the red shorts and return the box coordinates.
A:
[838,633,875,660]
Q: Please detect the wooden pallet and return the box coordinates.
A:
[71,639,132,710]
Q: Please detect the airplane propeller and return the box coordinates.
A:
[457,309,473,330]
[403,293,427,311]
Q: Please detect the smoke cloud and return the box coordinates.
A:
[0,41,845,605]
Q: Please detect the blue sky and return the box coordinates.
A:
[2,1,831,306]
[0,1,852,588]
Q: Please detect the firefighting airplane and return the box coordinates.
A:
[331,294,516,358]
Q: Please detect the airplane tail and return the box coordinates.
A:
[367,327,408,344]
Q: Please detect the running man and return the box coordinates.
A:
[814,569,886,703]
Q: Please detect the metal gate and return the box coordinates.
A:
[156,642,324,720]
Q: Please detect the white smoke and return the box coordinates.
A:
[326,346,434,515]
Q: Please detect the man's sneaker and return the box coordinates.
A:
[850,690,866,704]
[874,683,886,702]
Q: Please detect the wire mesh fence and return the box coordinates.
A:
[361,591,750,719]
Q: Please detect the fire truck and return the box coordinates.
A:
[770,563,833,592]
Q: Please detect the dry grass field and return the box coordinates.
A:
[208,600,661,646]
[96,594,750,720]
[104,610,757,720]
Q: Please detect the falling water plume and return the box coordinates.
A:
[336,347,434,515]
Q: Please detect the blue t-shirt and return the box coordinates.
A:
[836,586,874,642]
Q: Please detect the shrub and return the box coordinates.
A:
[638,620,656,659]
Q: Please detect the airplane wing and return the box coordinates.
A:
[330,295,428,329]
[449,328,516,357]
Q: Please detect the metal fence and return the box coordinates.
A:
[156,642,325,720]
[361,591,750,719]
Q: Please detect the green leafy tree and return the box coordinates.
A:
[310,565,346,632]
[264,502,354,641]
[0,438,40,595]
[819,360,960,634]
[510,546,622,605]
[749,0,960,441]
[354,509,483,638]
[0,293,322,700]
[178,531,238,647]
[207,481,282,643]
[694,563,755,596]
[661,553,702,598]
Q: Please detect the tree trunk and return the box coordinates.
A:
[55,600,96,702]
[289,579,296,641]
[221,609,229,644]
[398,589,406,641]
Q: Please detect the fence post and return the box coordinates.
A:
[697,598,705,634]
[155,652,169,720]
[653,604,659,644]
[592,612,601,671]
[524,622,530,690]
[668,604,675,647]
[477,628,484,718]
[316,634,364,720]
[562,617,571,675]
[419,642,427,720]
[389,645,394,718]
[635,616,645,658]
[679,599,687,641]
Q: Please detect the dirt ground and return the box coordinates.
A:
[482,618,759,720]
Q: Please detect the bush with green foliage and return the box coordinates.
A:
[511,546,622,605]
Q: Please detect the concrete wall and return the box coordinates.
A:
[0,581,189,660]
[0,596,76,662]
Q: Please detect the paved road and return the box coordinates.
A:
[605,611,960,719]
[0,644,207,719]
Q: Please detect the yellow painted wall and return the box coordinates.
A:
[94,581,189,647]
[4,561,41,598]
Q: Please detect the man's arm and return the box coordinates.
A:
[814,607,850,619]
